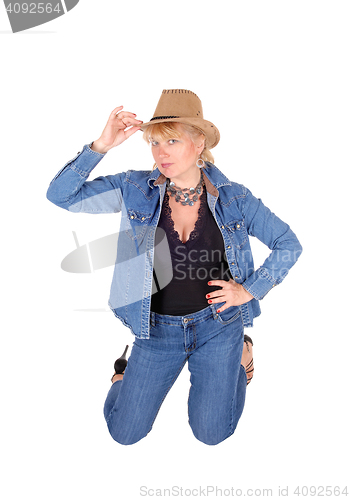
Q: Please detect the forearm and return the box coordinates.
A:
[46,143,106,210]
[243,222,302,300]
[47,106,142,213]
[242,187,303,299]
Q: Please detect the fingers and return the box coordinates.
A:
[206,280,252,310]
[216,304,228,313]
[123,125,143,140]
[114,112,139,123]
[124,116,143,127]
[113,114,143,131]
[108,105,123,119]
[109,107,141,124]
[206,293,225,305]
[207,280,227,288]
[206,289,229,313]
[206,280,230,297]
[206,279,234,309]
[117,111,138,118]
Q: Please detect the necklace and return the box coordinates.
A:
[166,171,204,206]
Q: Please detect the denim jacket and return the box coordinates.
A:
[47,143,302,339]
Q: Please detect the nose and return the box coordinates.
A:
[158,145,169,158]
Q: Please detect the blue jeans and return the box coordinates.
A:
[103,303,247,445]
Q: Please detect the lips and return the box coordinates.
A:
[161,163,174,168]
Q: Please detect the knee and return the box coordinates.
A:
[109,430,146,446]
[190,427,229,446]
[106,411,149,446]
[189,417,232,446]
[108,425,148,445]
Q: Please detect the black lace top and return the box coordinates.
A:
[151,185,232,315]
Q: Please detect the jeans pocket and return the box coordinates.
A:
[216,306,241,325]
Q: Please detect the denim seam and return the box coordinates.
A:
[105,381,122,424]
[126,177,159,201]
[70,165,90,178]
[109,305,150,339]
[68,206,117,213]
[228,392,235,437]
[185,324,197,353]
[217,193,245,207]
[216,310,241,326]
[153,310,213,327]
[154,316,209,327]
[228,365,244,437]
[85,145,106,157]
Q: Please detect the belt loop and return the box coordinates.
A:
[150,311,156,327]
[210,303,218,320]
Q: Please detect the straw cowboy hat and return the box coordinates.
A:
[140,89,220,149]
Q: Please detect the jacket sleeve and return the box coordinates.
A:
[46,143,126,213]
[240,186,302,300]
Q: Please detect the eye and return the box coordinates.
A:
[168,139,178,145]
[150,140,158,146]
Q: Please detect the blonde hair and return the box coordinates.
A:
[143,122,214,170]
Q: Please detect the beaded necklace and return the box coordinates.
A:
[166,171,204,206]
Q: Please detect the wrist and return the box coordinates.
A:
[90,139,109,154]
[241,284,255,302]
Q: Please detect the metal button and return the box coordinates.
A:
[184,318,188,323]
[141,217,145,221]
[227,245,231,249]
[221,225,224,229]
[237,224,241,229]
[130,215,134,219]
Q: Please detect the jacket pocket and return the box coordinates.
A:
[225,219,248,249]
[126,209,152,240]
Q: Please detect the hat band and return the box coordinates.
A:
[150,115,179,121]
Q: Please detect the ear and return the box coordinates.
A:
[196,136,205,155]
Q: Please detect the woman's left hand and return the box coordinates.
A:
[206,279,254,312]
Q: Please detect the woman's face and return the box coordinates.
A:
[150,124,204,185]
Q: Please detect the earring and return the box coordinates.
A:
[196,157,205,168]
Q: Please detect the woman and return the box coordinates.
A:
[47,89,302,446]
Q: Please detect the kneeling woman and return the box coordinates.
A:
[47,89,302,445]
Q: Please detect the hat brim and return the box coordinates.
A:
[140,117,220,149]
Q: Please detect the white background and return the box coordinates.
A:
[1,1,349,499]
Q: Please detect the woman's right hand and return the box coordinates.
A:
[91,106,143,154]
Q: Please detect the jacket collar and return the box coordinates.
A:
[148,162,230,198]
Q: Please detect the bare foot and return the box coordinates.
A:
[241,337,254,385]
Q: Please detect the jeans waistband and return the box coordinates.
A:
[150,303,223,327]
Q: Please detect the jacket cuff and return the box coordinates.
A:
[242,267,279,300]
[48,143,106,186]
[67,143,106,178]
